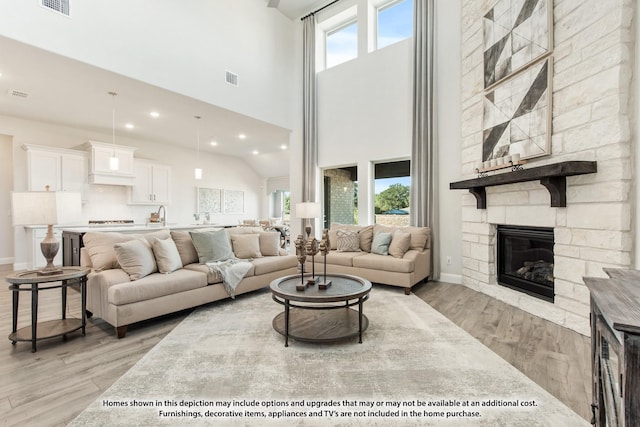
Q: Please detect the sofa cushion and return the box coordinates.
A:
[190,229,234,263]
[371,232,392,256]
[323,251,366,267]
[231,233,262,259]
[389,230,411,258]
[170,230,199,265]
[113,239,158,280]
[258,232,281,256]
[251,255,298,275]
[152,237,183,274]
[374,225,430,250]
[108,268,207,306]
[83,230,171,271]
[330,224,374,252]
[352,252,415,274]
[336,229,361,252]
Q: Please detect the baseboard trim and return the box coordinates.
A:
[438,273,462,284]
[0,257,14,271]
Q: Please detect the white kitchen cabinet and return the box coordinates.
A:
[85,140,136,185]
[129,160,171,204]
[24,144,88,199]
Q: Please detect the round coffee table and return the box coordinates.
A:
[270,273,372,347]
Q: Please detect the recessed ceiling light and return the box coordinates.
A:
[239,134,247,139]
[210,141,218,146]
[150,111,160,118]
[125,123,134,129]
[252,150,259,155]
[280,144,288,150]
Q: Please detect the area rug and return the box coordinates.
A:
[69,287,587,426]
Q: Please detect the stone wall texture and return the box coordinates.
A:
[459,0,635,336]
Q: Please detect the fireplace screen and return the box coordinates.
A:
[497,225,554,302]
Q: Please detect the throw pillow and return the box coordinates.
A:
[82,232,133,271]
[170,230,199,265]
[152,237,183,274]
[231,233,262,259]
[257,231,280,256]
[189,229,234,264]
[388,230,411,258]
[336,229,361,252]
[371,232,392,256]
[113,239,158,280]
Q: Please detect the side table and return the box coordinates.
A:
[6,267,89,352]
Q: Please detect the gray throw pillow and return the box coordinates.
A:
[371,232,392,256]
[152,237,183,274]
[189,229,234,264]
[113,239,158,280]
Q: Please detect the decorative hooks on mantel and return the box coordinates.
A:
[449,161,598,209]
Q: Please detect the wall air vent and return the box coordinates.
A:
[40,0,71,17]
[8,89,29,99]
[225,70,239,87]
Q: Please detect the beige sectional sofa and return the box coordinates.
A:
[81,227,298,338]
[306,224,431,295]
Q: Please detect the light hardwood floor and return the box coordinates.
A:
[0,271,591,425]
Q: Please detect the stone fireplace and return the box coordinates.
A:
[458,0,634,336]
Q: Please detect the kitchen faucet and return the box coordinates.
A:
[157,205,167,227]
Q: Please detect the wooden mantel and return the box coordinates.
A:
[449,161,597,209]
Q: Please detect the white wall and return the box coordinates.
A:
[2,115,265,266]
[314,0,462,280]
[0,0,296,130]
[0,134,14,266]
[436,0,462,284]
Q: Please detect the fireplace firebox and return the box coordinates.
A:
[497,225,554,302]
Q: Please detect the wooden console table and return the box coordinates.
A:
[6,267,89,352]
[450,161,597,208]
[583,268,640,426]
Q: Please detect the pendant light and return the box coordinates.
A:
[194,116,203,180]
[108,91,119,171]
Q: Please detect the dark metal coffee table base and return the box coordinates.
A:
[272,308,369,344]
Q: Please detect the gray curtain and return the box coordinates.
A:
[410,0,439,280]
[302,15,317,203]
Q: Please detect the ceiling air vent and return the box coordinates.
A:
[40,0,71,17]
[225,70,239,87]
[8,89,29,99]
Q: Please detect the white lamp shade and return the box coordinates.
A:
[11,191,83,226]
[296,202,321,219]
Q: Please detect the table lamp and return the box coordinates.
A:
[12,187,82,275]
[296,202,321,239]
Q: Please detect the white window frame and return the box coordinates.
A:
[373,0,412,51]
[317,5,359,71]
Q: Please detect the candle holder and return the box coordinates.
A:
[294,234,310,291]
[305,237,320,286]
[318,228,332,290]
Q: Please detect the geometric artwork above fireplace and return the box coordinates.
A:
[483,0,552,89]
[482,57,552,162]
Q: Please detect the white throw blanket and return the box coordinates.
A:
[206,259,253,298]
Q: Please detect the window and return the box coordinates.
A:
[374,160,410,226]
[326,20,358,69]
[377,0,413,50]
[323,166,358,227]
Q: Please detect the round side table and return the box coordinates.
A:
[6,267,89,352]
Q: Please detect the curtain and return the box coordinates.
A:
[410,0,439,280]
[302,15,317,203]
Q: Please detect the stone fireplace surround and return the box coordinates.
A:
[458,0,634,336]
